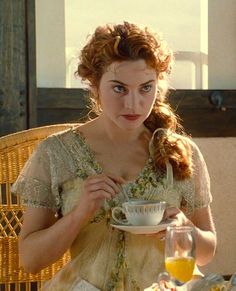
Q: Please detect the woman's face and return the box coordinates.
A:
[98,59,158,130]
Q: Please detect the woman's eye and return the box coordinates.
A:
[141,84,152,93]
[113,85,126,93]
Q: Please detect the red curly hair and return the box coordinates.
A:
[76,22,193,180]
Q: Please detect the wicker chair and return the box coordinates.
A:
[0,124,79,290]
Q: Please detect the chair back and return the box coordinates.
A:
[0,124,78,289]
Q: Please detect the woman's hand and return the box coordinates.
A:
[163,206,217,266]
[163,207,193,228]
[73,174,124,223]
[146,207,193,240]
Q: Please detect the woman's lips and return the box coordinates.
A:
[122,115,141,121]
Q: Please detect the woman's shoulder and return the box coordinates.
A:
[40,124,83,147]
[39,122,99,162]
[72,118,101,138]
[28,125,82,160]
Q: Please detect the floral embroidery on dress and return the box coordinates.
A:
[127,161,165,200]
[105,231,126,291]
[71,129,103,179]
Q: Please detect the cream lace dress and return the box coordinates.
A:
[12,128,212,291]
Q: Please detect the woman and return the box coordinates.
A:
[12,22,216,290]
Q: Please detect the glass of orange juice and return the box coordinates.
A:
[165,226,196,284]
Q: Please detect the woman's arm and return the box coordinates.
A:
[19,206,84,274]
[189,205,216,266]
[19,174,122,274]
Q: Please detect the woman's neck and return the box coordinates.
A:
[96,115,149,145]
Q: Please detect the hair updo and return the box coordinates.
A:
[76,22,192,180]
[77,21,172,86]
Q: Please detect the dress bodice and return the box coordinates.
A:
[12,127,212,290]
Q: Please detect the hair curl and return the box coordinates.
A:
[76,22,192,180]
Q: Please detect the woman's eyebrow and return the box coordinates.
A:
[140,80,155,86]
[108,80,127,86]
[108,79,155,86]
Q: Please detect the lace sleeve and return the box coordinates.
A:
[191,140,212,209]
[11,139,61,212]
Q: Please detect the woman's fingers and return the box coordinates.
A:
[107,174,126,184]
[88,189,113,200]
[86,174,121,194]
[86,181,117,198]
[74,174,125,223]
[83,174,124,203]
[163,207,181,220]
[163,207,191,228]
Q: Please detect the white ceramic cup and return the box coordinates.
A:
[111,200,166,226]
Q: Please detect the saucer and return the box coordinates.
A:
[110,219,175,234]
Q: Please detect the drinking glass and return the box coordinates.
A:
[165,226,196,283]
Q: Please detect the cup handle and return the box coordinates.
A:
[111,207,129,225]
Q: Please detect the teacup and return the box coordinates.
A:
[111,200,166,226]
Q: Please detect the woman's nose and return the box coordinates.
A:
[124,91,138,109]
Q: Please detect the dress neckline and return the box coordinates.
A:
[71,128,153,185]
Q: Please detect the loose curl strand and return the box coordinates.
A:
[75,21,193,180]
